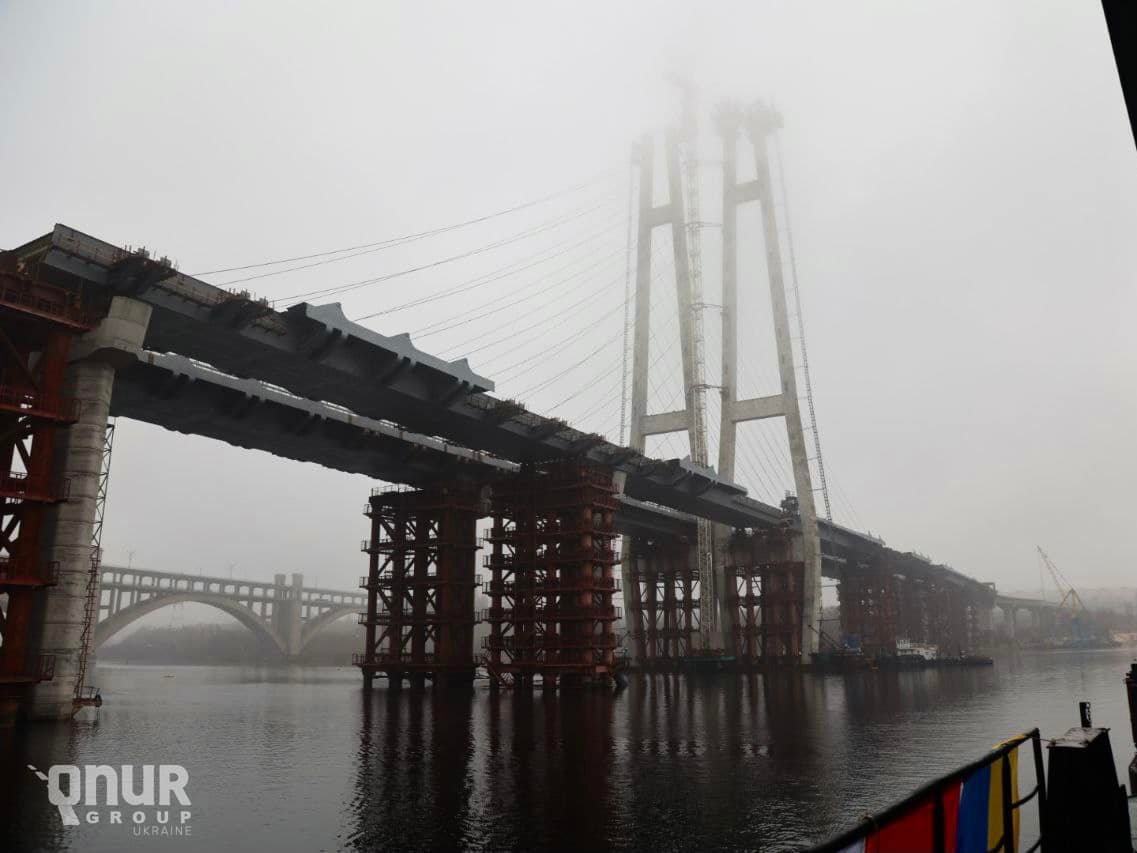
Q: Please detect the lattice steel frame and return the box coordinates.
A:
[838,560,900,655]
[483,461,620,687]
[625,535,698,667]
[726,525,804,666]
[356,486,480,687]
[0,270,89,714]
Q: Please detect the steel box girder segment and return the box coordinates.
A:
[19,226,795,528]
[18,227,1001,603]
[15,226,490,397]
[112,352,512,488]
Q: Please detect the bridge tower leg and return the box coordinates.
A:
[715,104,824,661]
[626,130,721,652]
[28,295,150,721]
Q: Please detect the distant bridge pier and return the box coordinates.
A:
[838,558,900,655]
[897,575,932,648]
[31,295,151,721]
[926,582,982,655]
[270,573,304,657]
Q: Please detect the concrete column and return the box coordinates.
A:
[30,297,150,720]
[270,573,303,657]
[716,107,741,483]
[628,136,654,454]
[746,107,823,659]
[714,526,738,654]
[271,572,287,642]
[287,573,303,657]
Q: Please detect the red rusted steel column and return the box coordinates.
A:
[483,511,507,679]
[0,271,90,723]
[357,496,382,690]
[409,501,431,688]
[433,487,478,686]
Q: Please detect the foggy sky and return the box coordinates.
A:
[2,1,1134,605]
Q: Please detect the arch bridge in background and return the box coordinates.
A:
[95,565,365,658]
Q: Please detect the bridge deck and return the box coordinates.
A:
[13,224,997,598]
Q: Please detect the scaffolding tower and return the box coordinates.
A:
[482,461,620,688]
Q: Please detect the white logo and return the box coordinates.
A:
[27,763,192,837]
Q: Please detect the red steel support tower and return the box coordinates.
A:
[898,575,931,646]
[838,560,900,655]
[924,581,977,655]
[0,268,90,719]
[626,536,698,668]
[482,461,620,688]
[727,525,804,666]
[356,486,480,688]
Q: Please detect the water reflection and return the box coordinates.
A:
[1,651,1131,852]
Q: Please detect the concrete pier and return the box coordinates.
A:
[271,573,304,657]
[29,297,150,720]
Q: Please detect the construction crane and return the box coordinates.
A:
[1037,546,1090,641]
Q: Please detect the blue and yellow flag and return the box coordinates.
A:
[956,740,1020,853]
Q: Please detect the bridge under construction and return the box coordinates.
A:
[0,102,1057,720]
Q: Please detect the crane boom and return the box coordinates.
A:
[1036,546,1086,616]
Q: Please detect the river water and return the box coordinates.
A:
[1,648,1133,852]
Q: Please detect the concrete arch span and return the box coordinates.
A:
[299,605,359,653]
[95,592,289,656]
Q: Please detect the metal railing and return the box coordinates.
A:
[0,384,80,421]
[810,729,1046,853]
[0,470,71,502]
[0,275,91,326]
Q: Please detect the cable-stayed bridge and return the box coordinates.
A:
[1,105,1050,715]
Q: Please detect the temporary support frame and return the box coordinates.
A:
[725,525,804,666]
[356,485,481,688]
[482,461,620,688]
[625,535,698,667]
[0,270,89,717]
[837,560,900,655]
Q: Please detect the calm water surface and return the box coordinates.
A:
[1,648,1133,852]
